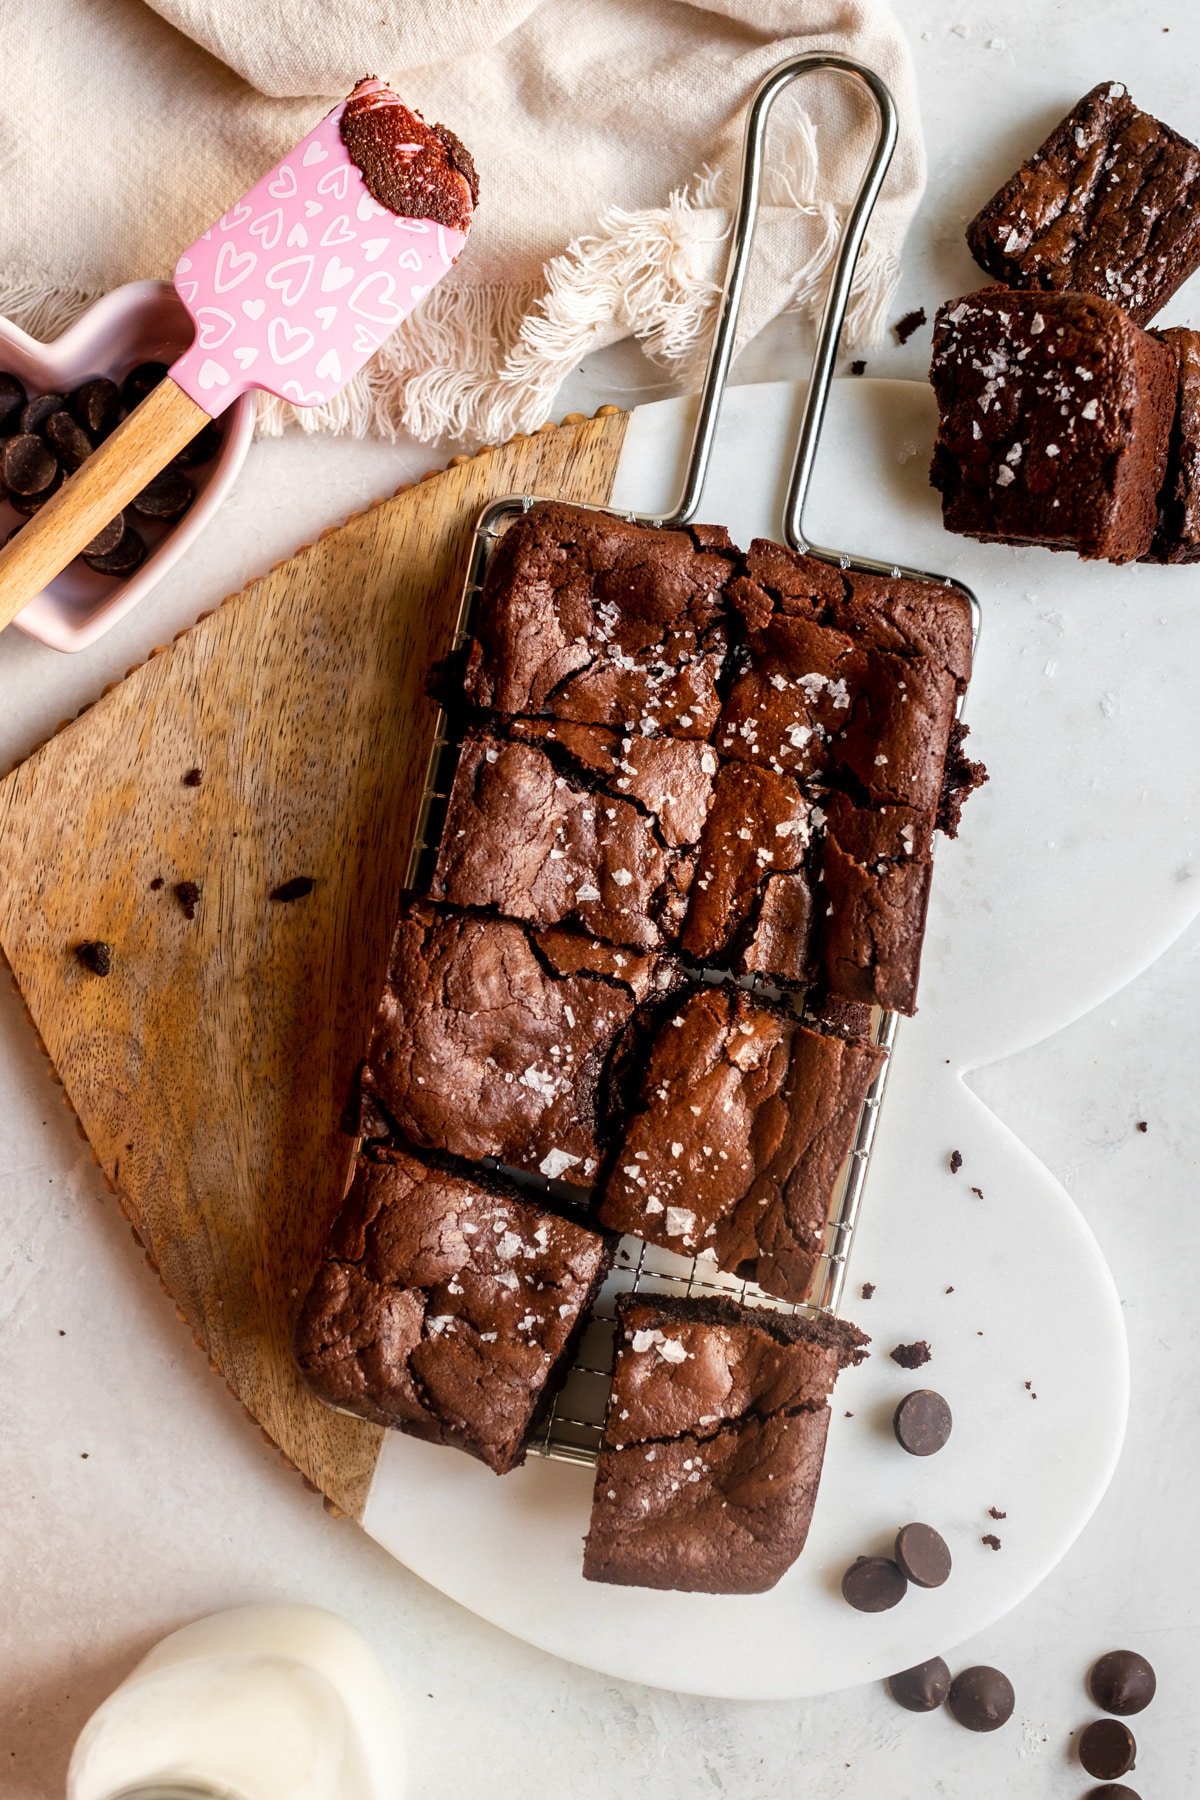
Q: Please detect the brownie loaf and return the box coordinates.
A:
[966,81,1200,328]
[930,286,1175,562]
[362,901,677,1189]
[294,1142,612,1472]
[598,984,885,1305]
[464,500,738,739]
[583,1293,869,1592]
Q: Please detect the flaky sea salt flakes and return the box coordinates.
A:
[996,465,1015,487]
[575,883,600,903]
[630,1328,688,1363]
[538,1147,580,1180]
[1030,313,1045,334]
[426,1315,456,1336]
[666,1207,697,1239]
[610,868,632,887]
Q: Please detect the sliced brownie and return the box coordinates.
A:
[814,793,935,1014]
[1146,326,1200,563]
[930,286,1175,562]
[294,1142,612,1473]
[598,984,885,1304]
[429,722,716,952]
[463,500,737,739]
[362,902,676,1189]
[583,1292,869,1592]
[966,81,1200,327]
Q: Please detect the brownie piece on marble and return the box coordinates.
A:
[598,984,884,1304]
[966,81,1200,327]
[294,1142,612,1473]
[429,722,716,952]
[362,902,676,1189]
[583,1293,869,1592]
[1146,326,1200,563]
[463,500,737,739]
[930,286,1175,562]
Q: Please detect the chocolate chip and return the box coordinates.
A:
[9,470,62,514]
[44,409,94,471]
[947,1666,1014,1732]
[1079,1719,1137,1781]
[84,526,147,575]
[1083,1788,1141,1799]
[860,1281,875,1299]
[949,1150,962,1172]
[174,880,201,920]
[182,767,203,787]
[75,940,112,976]
[19,392,67,435]
[131,469,193,522]
[3,433,58,496]
[981,1533,1002,1551]
[1089,1650,1156,1716]
[894,306,928,345]
[840,1556,907,1613]
[71,377,122,441]
[890,1340,931,1369]
[121,361,169,410]
[270,876,316,902]
[893,1388,952,1457]
[895,1522,951,1589]
[887,1656,950,1712]
[172,422,222,467]
[0,372,27,432]
[83,515,126,558]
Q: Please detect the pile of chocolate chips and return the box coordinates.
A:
[0,362,221,574]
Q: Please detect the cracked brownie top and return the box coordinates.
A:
[293,1142,611,1473]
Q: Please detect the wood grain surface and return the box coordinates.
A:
[0,409,627,1519]
[0,378,211,631]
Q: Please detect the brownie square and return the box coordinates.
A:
[814,793,935,1014]
[717,539,975,814]
[294,1143,612,1473]
[1146,327,1200,563]
[583,1293,869,1592]
[598,984,885,1304]
[429,722,715,952]
[966,81,1200,328]
[463,500,736,739]
[362,902,674,1189]
[930,287,1175,562]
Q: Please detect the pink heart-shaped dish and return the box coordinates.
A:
[1,280,255,652]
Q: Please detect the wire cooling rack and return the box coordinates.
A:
[398,54,980,1468]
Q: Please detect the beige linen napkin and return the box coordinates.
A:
[0,0,924,444]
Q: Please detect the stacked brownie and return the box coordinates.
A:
[932,82,1200,564]
[295,496,981,1589]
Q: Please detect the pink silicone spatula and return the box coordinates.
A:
[0,77,475,632]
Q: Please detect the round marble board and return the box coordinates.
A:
[362,376,1200,1697]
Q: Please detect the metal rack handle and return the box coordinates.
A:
[646,51,898,542]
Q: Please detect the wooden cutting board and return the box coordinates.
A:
[0,407,628,1520]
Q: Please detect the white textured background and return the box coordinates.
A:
[4,1,1200,1792]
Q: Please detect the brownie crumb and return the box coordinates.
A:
[893,307,927,345]
[891,1340,932,1369]
[949,1150,963,1173]
[181,767,203,787]
[945,1285,955,1294]
[844,1409,854,1418]
[981,1533,1002,1551]
[988,1507,1007,1520]
[270,876,317,903]
[971,1185,984,1199]
[1136,1120,1148,1133]
[75,940,112,977]
[861,1281,876,1300]
[148,876,165,891]
[850,359,867,376]
[174,880,201,920]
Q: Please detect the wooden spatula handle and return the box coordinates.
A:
[0,378,214,635]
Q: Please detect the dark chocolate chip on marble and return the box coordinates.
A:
[893,1389,952,1457]
[131,468,193,522]
[1089,1650,1156,1716]
[895,1522,951,1589]
[19,392,68,435]
[841,1556,907,1613]
[45,409,94,471]
[0,371,27,432]
[75,940,112,976]
[1079,1719,1137,1781]
[70,377,122,440]
[121,360,169,410]
[1083,1787,1141,1799]
[947,1665,1014,1732]
[888,1656,951,1712]
[3,432,58,495]
[84,526,146,575]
